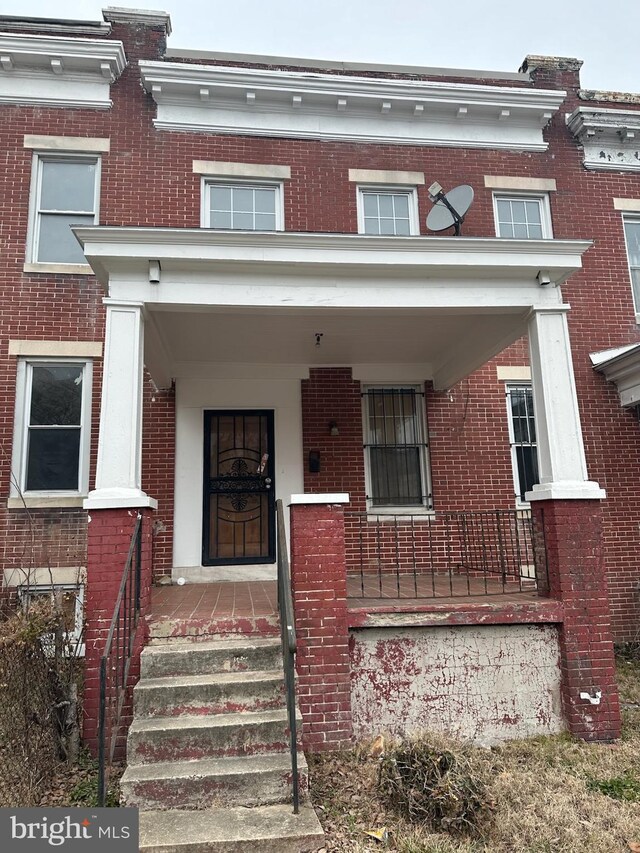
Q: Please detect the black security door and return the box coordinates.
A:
[203,410,275,566]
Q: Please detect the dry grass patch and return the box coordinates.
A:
[308,655,640,852]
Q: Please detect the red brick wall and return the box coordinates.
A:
[142,377,175,578]
[0,17,640,638]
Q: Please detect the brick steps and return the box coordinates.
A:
[124,632,323,851]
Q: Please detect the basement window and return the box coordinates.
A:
[20,584,85,655]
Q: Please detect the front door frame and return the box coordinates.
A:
[202,408,276,567]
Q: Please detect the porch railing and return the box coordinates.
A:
[97,514,142,807]
[345,508,547,600]
[276,499,300,815]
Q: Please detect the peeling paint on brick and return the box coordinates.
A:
[350,624,563,746]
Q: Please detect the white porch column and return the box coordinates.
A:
[84,300,157,509]
[526,308,605,501]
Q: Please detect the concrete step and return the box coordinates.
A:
[127,709,298,765]
[139,804,324,852]
[141,638,282,679]
[121,752,308,810]
[133,671,285,718]
[147,614,280,642]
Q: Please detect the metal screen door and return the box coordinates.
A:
[202,410,275,566]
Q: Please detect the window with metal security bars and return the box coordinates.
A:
[493,194,551,239]
[506,384,539,503]
[623,218,640,313]
[203,182,282,230]
[363,387,431,508]
[357,188,418,236]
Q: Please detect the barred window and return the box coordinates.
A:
[363,387,431,508]
[506,384,539,502]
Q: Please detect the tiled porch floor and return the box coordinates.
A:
[148,575,540,624]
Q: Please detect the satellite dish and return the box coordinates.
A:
[426,184,474,236]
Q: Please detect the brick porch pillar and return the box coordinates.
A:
[533,500,621,741]
[290,494,353,751]
[83,507,153,756]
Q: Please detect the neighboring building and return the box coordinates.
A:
[1,3,638,803]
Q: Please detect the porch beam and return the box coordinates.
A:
[526,308,605,501]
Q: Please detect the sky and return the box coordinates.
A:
[2,0,638,94]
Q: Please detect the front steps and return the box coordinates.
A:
[121,635,323,852]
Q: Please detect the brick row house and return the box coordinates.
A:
[1,5,640,844]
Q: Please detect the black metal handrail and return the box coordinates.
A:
[276,499,299,815]
[97,514,142,807]
[345,508,547,600]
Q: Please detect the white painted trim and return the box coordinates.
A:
[84,491,158,509]
[23,263,94,275]
[24,135,111,153]
[356,185,420,236]
[526,482,606,501]
[497,366,531,381]
[591,342,640,408]
[193,160,291,180]
[352,364,432,383]
[567,107,640,172]
[614,198,640,212]
[9,340,102,357]
[492,192,553,239]
[289,493,350,504]
[484,176,557,191]
[349,169,425,185]
[200,176,285,231]
[140,60,563,150]
[10,357,93,500]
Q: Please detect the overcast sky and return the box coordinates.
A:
[2,0,637,93]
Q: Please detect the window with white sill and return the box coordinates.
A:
[357,187,419,236]
[493,194,552,239]
[506,383,539,504]
[623,217,640,313]
[27,155,100,265]
[202,180,283,231]
[11,359,92,497]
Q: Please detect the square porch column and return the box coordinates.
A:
[527,308,620,741]
[289,494,353,751]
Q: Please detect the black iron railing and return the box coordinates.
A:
[276,499,299,814]
[345,508,547,600]
[97,514,142,807]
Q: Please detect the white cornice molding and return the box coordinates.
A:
[0,33,126,108]
[139,60,565,150]
[567,106,640,172]
[72,226,590,289]
[591,342,640,407]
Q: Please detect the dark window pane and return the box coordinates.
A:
[30,365,83,425]
[515,445,539,501]
[370,447,422,505]
[26,428,80,491]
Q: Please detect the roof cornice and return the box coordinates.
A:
[567,106,640,172]
[0,32,126,108]
[139,60,565,150]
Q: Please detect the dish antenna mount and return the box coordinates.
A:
[426,182,474,236]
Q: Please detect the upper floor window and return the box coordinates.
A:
[357,187,419,236]
[623,218,640,312]
[28,155,100,265]
[202,181,283,231]
[362,386,432,509]
[11,359,92,497]
[493,194,552,239]
[506,383,539,504]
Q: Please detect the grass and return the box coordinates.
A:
[309,653,640,852]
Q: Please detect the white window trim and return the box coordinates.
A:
[356,185,420,236]
[25,151,101,273]
[362,384,432,515]
[621,214,640,321]
[200,177,285,231]
[19,583,85,656]
[492,192,553,239]
[10,358,93,503]
[505,382,538,509]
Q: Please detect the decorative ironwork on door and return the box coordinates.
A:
[203,411,275,566]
